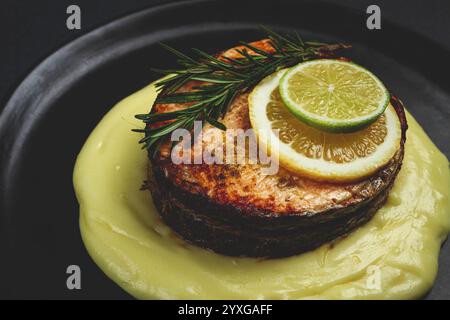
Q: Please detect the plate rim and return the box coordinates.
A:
[1,0,449,299]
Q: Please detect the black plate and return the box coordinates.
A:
[1,0,449,299]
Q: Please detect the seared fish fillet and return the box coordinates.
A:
[147,40,408,258]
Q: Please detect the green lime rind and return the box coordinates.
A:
[279,59,390,133]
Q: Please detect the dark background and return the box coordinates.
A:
[1,0,449,300]
[2,0,450,110]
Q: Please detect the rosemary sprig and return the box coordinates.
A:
[134,27,349,156]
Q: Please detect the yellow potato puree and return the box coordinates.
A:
[73,81,450,299]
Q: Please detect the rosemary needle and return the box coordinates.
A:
[134,27,349,156]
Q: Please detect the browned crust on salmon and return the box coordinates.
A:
[146,40,408,258]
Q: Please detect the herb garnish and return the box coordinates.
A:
[134,27,349,156]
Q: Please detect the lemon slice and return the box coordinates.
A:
[249,70,402,182]
[279,59,390,132]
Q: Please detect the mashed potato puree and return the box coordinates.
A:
[73,81,450,299]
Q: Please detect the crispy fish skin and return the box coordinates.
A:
[147,40,408,258]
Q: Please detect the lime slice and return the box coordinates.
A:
[279,59,390,132]
[249,70,402,182]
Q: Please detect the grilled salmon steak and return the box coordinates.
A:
[147,40,408,258]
